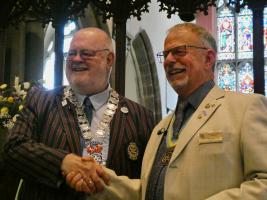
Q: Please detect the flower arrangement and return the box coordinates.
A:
[0,77,42,130]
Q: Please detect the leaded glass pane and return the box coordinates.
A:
[216,1,267,95]
[265,65,267,95]
[237,7,253,59]
[217,7,235,60]
[264,8,267,57]
[217,62,236,91]
[227,0,245,8]
[237,62,254,93]
[217,0,224,8]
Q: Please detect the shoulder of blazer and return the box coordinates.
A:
[25,86,65,113]
[118,95,152,112]
[118,96,154,119]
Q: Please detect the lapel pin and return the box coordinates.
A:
[205,103,210,109]
[61,99,67,106]
[121,106,129,114]
[161,147,175,165]
[127,142,139,161]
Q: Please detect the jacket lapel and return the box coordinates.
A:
[170,86,225,164]
[142,115,172,180]
[55,92,81,154]
[106,97,127,165]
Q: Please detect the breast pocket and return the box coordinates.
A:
[197,131,231,156]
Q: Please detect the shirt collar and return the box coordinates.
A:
[181,80,215,110]
[75,85,111,110]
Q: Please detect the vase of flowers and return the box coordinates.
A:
[0,77,42,152]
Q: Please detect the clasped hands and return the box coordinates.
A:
[61,153,110,194]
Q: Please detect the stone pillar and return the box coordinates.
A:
[248,0,266,95]
[0,30,6,83]
[5,23,26,84]
[25,22,44,82]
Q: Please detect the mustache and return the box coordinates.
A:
[71,62,87,69]
[165,63,175,73]
[166,64,186,74]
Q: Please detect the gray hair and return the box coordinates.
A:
[168,23,217,53]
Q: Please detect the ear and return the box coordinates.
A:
[205,49,217,70]
[107,52,115,68]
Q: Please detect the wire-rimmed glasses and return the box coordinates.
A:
[156,45,208,63]
[66,49,110,60]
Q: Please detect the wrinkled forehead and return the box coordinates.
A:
[164,30,202,50]
[70,31,106,50]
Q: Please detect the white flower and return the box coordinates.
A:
[12,114,19,123]
[19,105,24,111]
[19,90,27,96]
[14,76,19,87]
[3,119,14,129]
[14,84,21,94]
[23,82,31,89]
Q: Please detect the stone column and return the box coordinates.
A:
[0,30,6,83]
[248,0,266,95]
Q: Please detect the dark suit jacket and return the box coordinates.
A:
[3,86,155,200]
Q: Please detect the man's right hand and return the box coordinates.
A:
[61,154,110,194]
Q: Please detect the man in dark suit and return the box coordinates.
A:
[3,27,154,200]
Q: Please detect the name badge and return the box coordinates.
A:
[198,131,223,144]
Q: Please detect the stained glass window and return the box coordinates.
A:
[216,0,261,94]
[237,9,253,59]
[217,6,235,60]
[217,63,236,91]
[265,65,267,94]
[264,8,267,56]
[264,8,267,95]
[237,62,254,93]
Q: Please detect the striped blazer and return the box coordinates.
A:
[3,86,155,200]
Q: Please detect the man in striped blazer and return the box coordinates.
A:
[3,27,154,200]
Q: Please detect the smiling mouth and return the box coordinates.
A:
[71,63,88,72]
[168,68,186,75]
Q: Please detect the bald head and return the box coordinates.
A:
[72,27,114,53]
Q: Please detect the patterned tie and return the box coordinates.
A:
[172,101,187,139]
[84,97,93,125]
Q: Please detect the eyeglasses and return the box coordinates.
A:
[156,45,208,63]
[66,49,110,60]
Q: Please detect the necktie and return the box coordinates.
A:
[84,97,93,125]
[172,101,187,139]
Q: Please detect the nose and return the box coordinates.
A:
[164,51,177,63]
[164,56,175,70]
[72,52,83,61]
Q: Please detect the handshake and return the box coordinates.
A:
[61,153,110,194]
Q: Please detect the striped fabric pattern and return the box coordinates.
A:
[3,86,155,200]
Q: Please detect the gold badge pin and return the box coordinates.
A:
[197,114,202,119]
[121,106,129,113]
[161,147,175,165]
[127,142,139,161]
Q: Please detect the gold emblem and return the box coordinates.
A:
[161,147,174,165]
[127,142,139,160]
[121,106,129,113]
